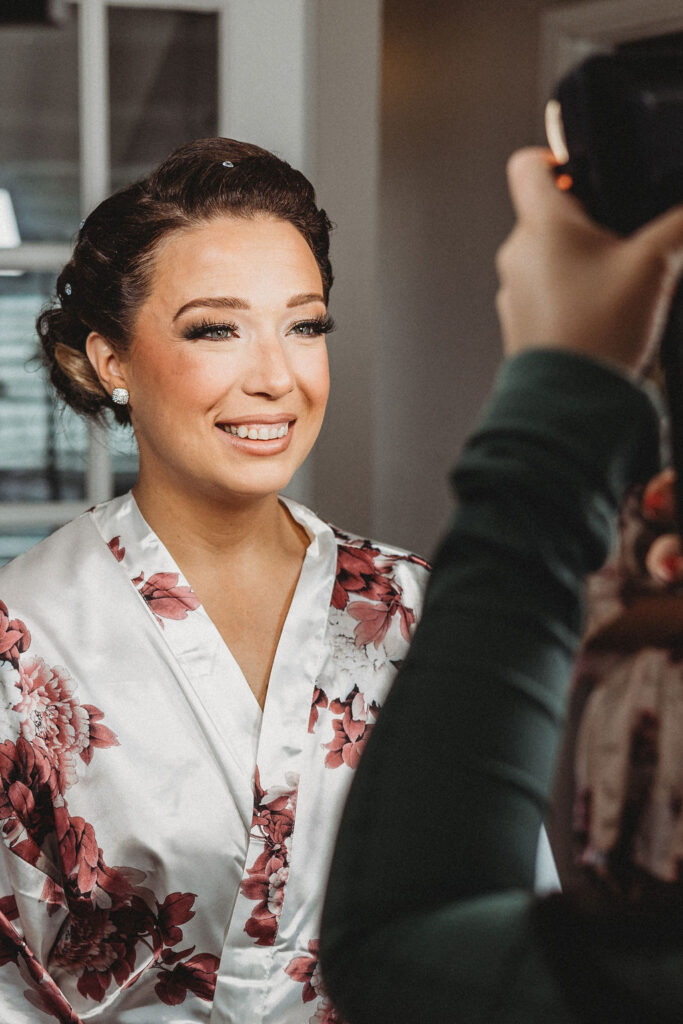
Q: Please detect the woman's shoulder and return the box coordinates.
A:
[1,514,90,578]
[282,496,431,574]
[0,502,119,613]
[0,515,99,673]
[283,498,431,620]
[0,494,135,588]
[328,524,431,624]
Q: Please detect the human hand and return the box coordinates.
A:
[642,468,683,584]
[579,468,683,654]
[495,147,683,376]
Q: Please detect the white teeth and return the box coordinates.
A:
[223,422,290,440]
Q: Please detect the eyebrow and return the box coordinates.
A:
[173,292,325,321]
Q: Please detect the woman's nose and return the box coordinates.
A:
[243,336,296,399]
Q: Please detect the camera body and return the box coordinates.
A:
[547,50,683,235]
[548,46,683,532]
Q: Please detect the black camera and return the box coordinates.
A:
[547,47,683,528]
[546,50,683,236]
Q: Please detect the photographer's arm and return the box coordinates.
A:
[319,150,683,1024]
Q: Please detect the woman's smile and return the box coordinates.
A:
[216,416,296,454]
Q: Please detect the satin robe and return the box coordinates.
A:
[0,494,430,1023]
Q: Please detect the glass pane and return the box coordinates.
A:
[0,274,87,502]
[0,275,138,503]
[0,5,80,242]
[109,7,218,190]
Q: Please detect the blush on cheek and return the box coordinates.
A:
[161,355,226,406]
[300,348,330,406]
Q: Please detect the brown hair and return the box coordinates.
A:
[38,138,334,425]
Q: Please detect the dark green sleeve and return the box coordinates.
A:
[319,349,661,1024]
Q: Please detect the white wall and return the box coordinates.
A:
[309,0,571,556]
[307,0,383,538]
[365,0,574,558]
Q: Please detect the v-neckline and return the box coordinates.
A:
[93,492,338,722]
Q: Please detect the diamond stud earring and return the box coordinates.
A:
[111,387,129,406]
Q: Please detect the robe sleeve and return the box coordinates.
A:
[0,843,80,1023]
[319,350,662,1024]
[0,653,79,1022]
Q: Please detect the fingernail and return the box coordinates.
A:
[661,554,683,580]
[643,489,667,515]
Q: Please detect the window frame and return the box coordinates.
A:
[0,0,315,531]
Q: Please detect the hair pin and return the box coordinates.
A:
[40,319,49,337]
[64,283,72,296]
[222,160,234,168]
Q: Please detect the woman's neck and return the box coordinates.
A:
[131,477,307,571]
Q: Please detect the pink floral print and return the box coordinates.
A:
[0,736,59,864]
[154,951,221,1006]
[324,687,379,770]
[307,535,423,771]
[309,686,329,734]
[0,599,31,669]
[241,767,297,946]
[12,656,118,793]
[107,536,125,562]
[107,535,201,625]
[133,571,200,623]
[575,708,661,895]
[0,898,82,1024]
[0,511,428,1019]
[0,595,220,1018]
[285,940,346,1023]
[331,536,418,649]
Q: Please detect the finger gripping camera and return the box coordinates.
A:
[546,49,683,236]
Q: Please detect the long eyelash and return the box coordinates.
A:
[181,314,336,340]
[182,318,237,340]
[296,314,336,335]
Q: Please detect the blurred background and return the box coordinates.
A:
[1,0,681,566]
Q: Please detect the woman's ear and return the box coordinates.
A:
[85,332,128,396]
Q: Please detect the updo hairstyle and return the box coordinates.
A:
[38,138,334,426]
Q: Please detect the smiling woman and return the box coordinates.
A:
[0,138,430,1023]
[86,216,331,514]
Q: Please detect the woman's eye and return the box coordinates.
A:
[291,322,319,337]
[289,316,335,338]
[204,324,236,340]
[183,321,238,341]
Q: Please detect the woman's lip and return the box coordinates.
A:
[215,421,295,455]
[217,414,297,426]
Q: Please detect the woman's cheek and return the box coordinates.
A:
[300,343,330,403]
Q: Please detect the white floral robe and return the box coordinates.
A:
[0,494,430,1023]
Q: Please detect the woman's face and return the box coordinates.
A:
[115,215,330,505]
